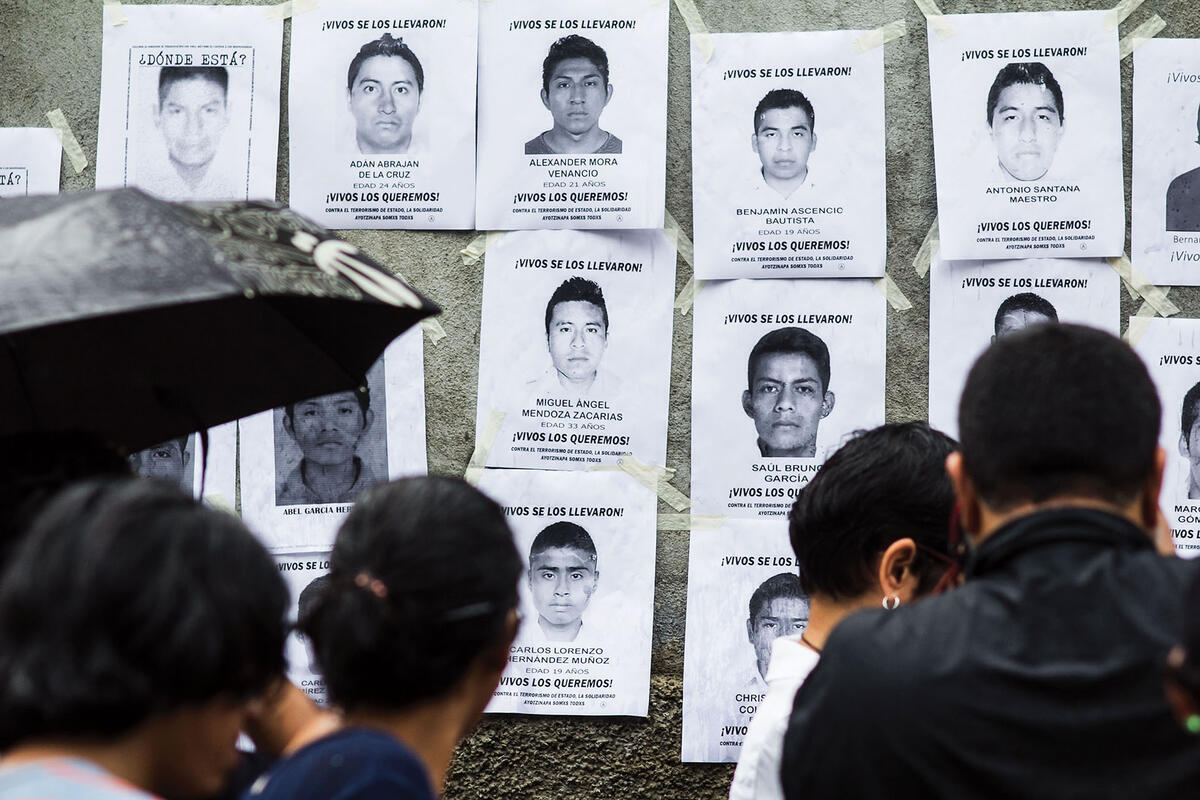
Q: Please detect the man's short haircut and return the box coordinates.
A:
[285,377,370,423]
[986,62,1064,126]
[346,33,425,94]
[748,572,807,621]
[746,327,831,393]
[299,477,521,713]
[529,521,597,563]
[297,574,331,621]
[789,423,957,601]
[541,34,610,94]
[993,292,1059,334]
[0,479,287,749]
[958,324,1160,510]
[544,277,609,335]
[158,66,228,107]
[1182,381,1200,440]
[753,88,815,135]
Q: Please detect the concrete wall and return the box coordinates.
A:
[4,0,1199,796]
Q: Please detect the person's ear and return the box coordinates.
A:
[181,448,192,468]
[362,408,375,433]
[742,389,755,419]
[604,82,613,106]
[750,133,759,154]
[1180,432,1191,459]
[541,88,551,111]
[820,390,835,418]
[945,452,982,536]
[810,131,817,152]
[283,414,297,441]
[1141,447,1167,532]
[745,617,755,645]
[877,537,919,604]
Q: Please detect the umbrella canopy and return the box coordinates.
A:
[0,188,438,452]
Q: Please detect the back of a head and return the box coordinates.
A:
[788,422,957,601]
[1174,570,1200,704]
[0,478,287,750]
[959,324,1160,510]
[300,476,522,713]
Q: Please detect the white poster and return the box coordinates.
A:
[927,10,1123,260]
[928,255,1120,438]
[1133,317,1200,558]
[475,230,675,470]
[127,422,237,509]
[288,0,478,230]
[479,469,655,717]
[691,279,886,519]
[690,30,885,279]
[476,0,668,230]
[0,129,62,197]
[239,330,427,552]
[275,551,332,705]
[96,4,282,201]
[681,519,806,762]
[1133,40,1200,285]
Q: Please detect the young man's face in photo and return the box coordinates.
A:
[990,82,1062,182]
[1179,399,1200,498]
[541,57,612,136]
[528,546,598,626]
[994,309,1054,339]
[742,351,834,457]
[752,106,815,181]
[285,391,372,468]
[348,55,421,154]
[131,439,190,489]
[747,595,809,679]
[548,300,607,382]
[156,77,229,168]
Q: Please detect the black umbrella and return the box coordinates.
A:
[0,188,439,453]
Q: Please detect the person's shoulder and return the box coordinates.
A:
[524,134,553,155]
[247,729,433,800]
[598,133,622,154]
[1169,165,1200,193]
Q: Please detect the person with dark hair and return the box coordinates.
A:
[245,476,522,800]
[745,573,808,687]
[128,434,193,492]
[528,521,598,642]
[743,327,834,458]
[729,422,956,800]
[526,276,613,398]
[1180,380,1200,500]
[1165,570,1200,734]
[750,89,816,199]
[152,66,232,199]
[295,574,332,674]
[1166,104,1200,232]
[345,33,423,154]
[986,62,1064,182]
[525,34,621,155]
[992,291,1058,340]
[0,479,288,799]
[781,324,1200,798]
[276,384,381,506]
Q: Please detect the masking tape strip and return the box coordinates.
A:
[464,410,505,485]
[1104,0,1146,30]
[1109,254,1179,317]
[419,318,447,344]
[675,0,714,62]
[617,455,692,511]
[264,0,317,21]
[1124,309,1155,346]
[658,513,727,531]
[46,109,88,174]
[666,209,703,314]
[674,279,706,316]
[1120,273,1139,301]
[875,273,914,311]
[853,19,907,54]
[912,218,939,278]
[913,0,954,40]
[460,233,488,266]
[205,493,235,514]
[104,0,127,26]
[1119,14,1165,60]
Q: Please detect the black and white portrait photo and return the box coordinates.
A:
[744,572,809,688]
[129,434,196,494]
[96,5,282,201]
[690,31,885,279]
[1180,381,1200,501]
[479,469,655,717]
[288,0,479,230]
[127,423,237,505]
[691,278,885,519]
[927,10,1123,260]
[475,230,676,471]
[928,254,1119,438]
[275,552,333,705]
[1166,107,1200,232]
[0,128,61,197]
[476,0,667,230]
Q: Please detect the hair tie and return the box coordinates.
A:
[354,572,388,600]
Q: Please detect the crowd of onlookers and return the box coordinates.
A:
[3,323,1200,799]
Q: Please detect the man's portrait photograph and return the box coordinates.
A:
[527,521,599,642]
[744,572,809,689]
[749,89,816,199]
[742,327,835,459]
[522,276,616,399]
[345,33,423,155]
[1181,381,1200,501]
[129,434,195,495]
[525,35,621,155]
[986,62,1064,183]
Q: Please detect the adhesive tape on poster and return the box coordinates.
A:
[1104,0,1147,31]
[45,109,88,174]
[875,273,914,311]
[464,410,506,486]
[608,456,692,512]
[912,218,939,278]
[657,513,727,530]
[853,19,907,54]
[104,0,127,26]
[264,0,317,22]
[1119,14,1166,60]
[665,209,704,314]
[675,0,714,62]
[205,493,235,514]
[460,231,505,266]
[1108,254,1178,317]
[673,279,706,316]
[913,0,955,40]
[386,268,447,344]
[1124,308,1156,346]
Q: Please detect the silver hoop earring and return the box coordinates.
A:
[883,596,900,610]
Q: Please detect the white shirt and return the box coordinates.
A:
[729,635,820,800]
